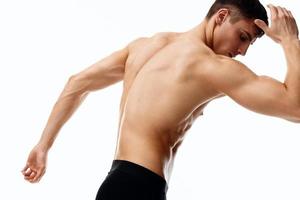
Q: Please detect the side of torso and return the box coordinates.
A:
[114,32,222,180]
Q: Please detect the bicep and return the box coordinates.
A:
[228,75,291,117]
[209,59,297,120]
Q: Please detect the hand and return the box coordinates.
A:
[254,4,299,44]
[22,145,48,183]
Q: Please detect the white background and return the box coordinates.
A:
[1,0,299,199]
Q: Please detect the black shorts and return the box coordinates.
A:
[95,160,168,200]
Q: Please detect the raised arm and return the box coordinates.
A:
[208,58,300,123]
[255,4,300,110]
[22,43,129,183]
[206,5,300,123]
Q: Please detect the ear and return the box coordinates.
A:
[215,8,230,25]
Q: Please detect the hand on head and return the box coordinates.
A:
[254,4,299,44]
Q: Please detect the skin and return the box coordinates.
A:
[22,5,300,184]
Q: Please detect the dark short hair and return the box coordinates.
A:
[206,0,268,37]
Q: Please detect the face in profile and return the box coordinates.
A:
[212,10,259,58]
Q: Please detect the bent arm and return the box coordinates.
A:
[37,45,129,151]
[207,57,300,123]
[205,5,300,123]
[255,5,300,111]
[282,39,300,106]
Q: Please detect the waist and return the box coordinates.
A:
[110,159,168,193]
[115,128,179,180]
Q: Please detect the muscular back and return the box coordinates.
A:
[115,32,222,179]
[23,6,300,184]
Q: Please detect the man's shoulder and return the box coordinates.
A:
[192,49,257,83]
[128,32,180,45]
[200,53,246,72]
[200,54,257,87]
[127,32,184,56]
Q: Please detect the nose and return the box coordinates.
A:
[237,43,250,56]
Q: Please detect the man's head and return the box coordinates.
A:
[205,0,268,57]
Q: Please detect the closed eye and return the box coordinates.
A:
[240,34,248,42]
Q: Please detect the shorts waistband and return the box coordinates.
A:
[110,159,168,193]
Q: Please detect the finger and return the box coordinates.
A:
[276,6,285,18]
[25,171,38,182]
[28,175,37,183]
[287,10,294,19]
[28,171,36,179]
[21,164,29,173]
[24,170,35,178]
[267,4,278,20]
[282,8,290,17]
[23,168,33,176]
[31,169,44,183]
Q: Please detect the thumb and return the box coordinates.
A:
[21,164,29,174]
[254,19,269,34]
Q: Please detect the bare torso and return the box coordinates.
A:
[23,6,300,185]
[114,32,222,183]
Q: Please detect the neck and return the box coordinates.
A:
[187,19,216,50]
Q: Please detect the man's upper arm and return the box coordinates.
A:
[206,57,300,121]
[69,45,129,94]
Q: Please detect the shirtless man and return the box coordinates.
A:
[22,0,300,199]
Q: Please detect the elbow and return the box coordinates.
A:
[295,112,300,123]
[286,107,300,123]
[284,116,300,123]
[290,119,300,124]
[68,74,81,83]
[294,106,300,123]
[278,104,300,123]
[287,118,300,123]
[67,74,80,89]
[286,99,300,123]
[65,74,89,96]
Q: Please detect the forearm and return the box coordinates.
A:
[282,38,300,105]
[37,77,88,151]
